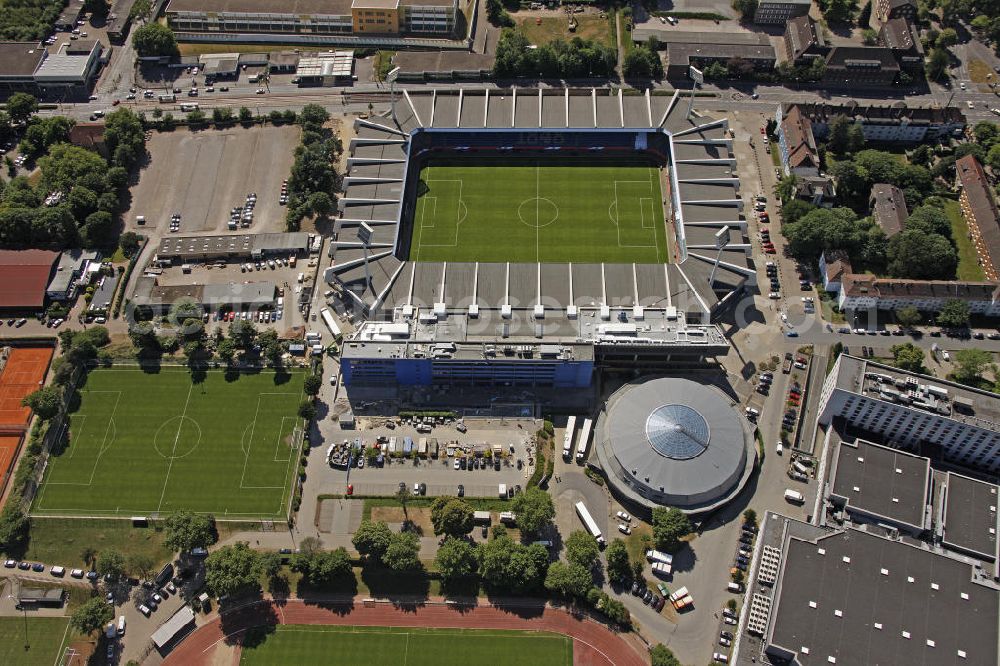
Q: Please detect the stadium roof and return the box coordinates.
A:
[766,526,999,666]
[0,249,60,309]
[942,472,999,562]
[594,377,754,511]
[828,439,929,533]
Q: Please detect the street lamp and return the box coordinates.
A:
[6,593,29,651]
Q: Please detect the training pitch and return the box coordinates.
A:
[33,369,304,519]
[0,617,71,666]
[239,626,573,666]
[409,162,669,264]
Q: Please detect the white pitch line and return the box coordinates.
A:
[155,383,194,513]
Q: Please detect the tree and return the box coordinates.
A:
[127,553,155,580]
[544,561,593,598]
[216,338,237,365]
[70,597,114,636]
[430,497,474,537]
[21,385,62,420]
[622,46,663,79]
[820,0,855,23]
[952,348,992,384]
[163,511,216,552]
[926,47,950,81]
[205,542,263,597]
[132,23,179,57]
[299,104,331,128]
[743,509,758,525]
[906,206,951,238]
[889,342,926,373]
[293,546,352,584]
[81,546,97,568]
[383,531,421,571]
[989,144,1000,172]
[96,549,126,580]
[605,539,631,583]
[308,192,334,217]
[6,92,38,124]
[565,530,600,570]
[229,319,257,349]
[827,115,852,155]
[0,507,27,552]
[435,537,478,583]
[303,374,322,396]
[937,299,971,329]
[239,107,253,123]
[937,27,958,47]
[774,174,798,203]
[486,0,513,25]
[119,231,141,257]
[897,306,922,329]
[477,527,547,593]
[509,487,555,536]
[886,230,956,280]
[649,644,682,666]
[731,0,759,18]
[352,520,393,562]
[298,400,316,421]
[652,507,692,553]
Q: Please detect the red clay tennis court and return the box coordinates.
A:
[0,347,54,429]
[0,435,20,486]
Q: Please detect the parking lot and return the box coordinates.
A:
[320,419,537,499]
[124,125,299,236]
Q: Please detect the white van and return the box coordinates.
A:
[775,441,783,455]
[50,566,65,577]
[297,272,304,283]
[727,581,744,593]
[136,215,146,225]
[784,489,804,504]
[792,460,809,475]
[117,615,126,635]
[713,653,729,664]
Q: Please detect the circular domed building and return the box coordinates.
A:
[592,377,756,513]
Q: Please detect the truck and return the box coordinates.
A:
[499,511,516,525]
[576,418,593,462]
[499,483,507,498]
[562,415,577,460]
[320,308,342,341]
[574,501,605,546]
[782,352,793,374]
[645,549,673,565]
[651,561,672,577]
[784,488,804,504]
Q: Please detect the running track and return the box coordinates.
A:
[163,598,648,666]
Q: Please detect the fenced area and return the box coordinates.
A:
[31,367,305,519]
[408,162,669,264]
[0,346,54,429]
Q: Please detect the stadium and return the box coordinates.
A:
[328,88,753,389]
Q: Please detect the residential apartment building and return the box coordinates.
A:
[783,15,828,66]
[837,273,1000,315]
[876,0,917,23]
[753,0,811,24]
[956,154,1000,280]
[869,183,908,237]
[820,354,1000,473]
[664,42,776,80]
[780,102,966,144]
[776,104,820,177]
[880,18,924,73]
[819,250,852,292]
[822,45,900,87]
[165,0,459,37]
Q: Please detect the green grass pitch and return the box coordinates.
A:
[409,163,669,264]
[0,617,71,666]
[239,626,573,666]
[32,369,304,519]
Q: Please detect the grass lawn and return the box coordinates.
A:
[943,198,986,281]
[968,58,995,90]
[19,518,173,568]
[0,616,72,666]
[409,162,669,263]
[623,523,653,563]
[515,15,613,47]
[32,368,304,519]
[239,625,572,666]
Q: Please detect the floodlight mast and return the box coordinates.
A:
[687,66,703,120]
[387,67,401,125]
[709,225,730,287]
[358,222,374,295]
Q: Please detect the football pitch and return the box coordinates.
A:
[409,162,669,264]
[239,626,573,666]
[0,617,71,666]
[32,368,304,519]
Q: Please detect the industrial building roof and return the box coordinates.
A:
[151,607,196,649]
[47,249,100,296]
[157,232,310,260]
[0,249,59,309]
[942,472,999,562]
[297,51,354,78]
[33,41,101,81]
[767,526,999,666]
[829,439,929,532]
[0,42,47,77]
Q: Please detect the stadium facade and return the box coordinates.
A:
[330,88,753,387]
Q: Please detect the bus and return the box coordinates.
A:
[562,415,577,460]
[179,102,199,112]
[158,94,175,103]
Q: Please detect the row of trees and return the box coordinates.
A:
[285,104,340,231]
[494,30,616,80]
[0,103,146,250]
